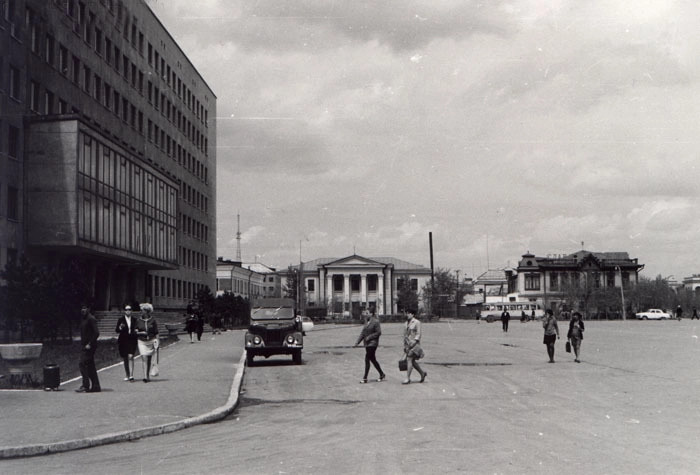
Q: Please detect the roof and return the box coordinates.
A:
[295,255,431,272]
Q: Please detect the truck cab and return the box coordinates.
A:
[245,298,303,365]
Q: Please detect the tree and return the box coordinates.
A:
[421,268,456,318]
[397,278,418,314]
[283,266,299,302]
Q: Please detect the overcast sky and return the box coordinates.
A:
[147,0,700,280]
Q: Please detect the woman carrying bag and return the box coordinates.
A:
[136,303,159,383]
[402,309,427,384]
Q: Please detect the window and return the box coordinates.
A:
[524,273,541,291]
[83,66,91,93]
[94,27,102,56]
[607,272,615,288]
[58,98,68,114]
[72,56,80,84]
[549,273,558,291]
[44,89,54,114]
[59,45,68,75]
[93,74,101,101]
[333,275,343,292]
[7,186,19,220]
[8,126,19,158]
[307,279,315,292]
[29,81,39,113]
[367,274,377,291]
[103,83,111,109]
[45,35,55,65]
[9,65,20,99]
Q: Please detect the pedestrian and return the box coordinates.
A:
[567,311,585,363]
[136,303,159,383]
[676,305,683,321]
[402,309,427,384]
[542,308,560,363]
[501,308,510,332]
[196,313,205,341]
[115,304,138,381]
[353,309,386,383]
[521,310,527,322]
[692,307,698,320]
[531,309,536,321]
[76,304,101,393]
[184,312,197,343]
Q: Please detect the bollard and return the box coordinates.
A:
[43,363,60,391]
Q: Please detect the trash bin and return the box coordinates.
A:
[43,363,60,391]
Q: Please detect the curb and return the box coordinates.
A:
[0,351,247,459]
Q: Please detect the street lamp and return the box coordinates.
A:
[615,266,626,321]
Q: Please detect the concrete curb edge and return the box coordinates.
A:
[0,351,247,459]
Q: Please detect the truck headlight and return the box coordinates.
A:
[253,336,262,345]
[286,334,295,344]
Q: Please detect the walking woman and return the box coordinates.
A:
[115,304,138,381]
[184,312,197,343]
[353,309,386,383]
[136,303,159,382]
[542,309,560,363]
[567,311,585,363]
[402,309,427,384]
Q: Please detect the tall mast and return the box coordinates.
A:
[236,213,242,261]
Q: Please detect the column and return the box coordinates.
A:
[361,274,367,306]
[319,268,326,306]
[326,273,333,311]
[343,274,350,312]
[378,272,385,315]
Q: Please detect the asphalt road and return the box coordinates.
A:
[5,319,700,475]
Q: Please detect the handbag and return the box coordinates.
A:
[150,348,160,376]
[565,341,572,353]
[398,358,407,372]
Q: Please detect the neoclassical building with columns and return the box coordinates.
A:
[294,255,432,317]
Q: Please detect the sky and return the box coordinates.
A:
[146,0,700,281]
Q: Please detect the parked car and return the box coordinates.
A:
[635,309,671,320]
[300,316,314,333]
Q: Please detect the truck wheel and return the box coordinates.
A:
[293,350,302,365]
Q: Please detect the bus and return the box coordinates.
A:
[480,300,544,322]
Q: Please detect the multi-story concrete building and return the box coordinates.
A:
[0,0,216,310]
[508,250,644,312]
[292,254,432,316]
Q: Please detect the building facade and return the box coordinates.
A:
[509,250,644,312]
[1,0,216,310]
[293,255,432,316]
[215,258,265,301]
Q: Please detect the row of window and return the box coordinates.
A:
[523,271,632,291]
[78,133,178,262]
[178,246,208,273]
[217,277,263,297]
[27,0,211,126]
[151,275,206,301]
[179,213,209,243]
[0,122,20,159]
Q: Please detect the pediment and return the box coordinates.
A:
[324,254,384,268]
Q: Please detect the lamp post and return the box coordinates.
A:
[615,265,626,321]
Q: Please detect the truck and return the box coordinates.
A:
[245,298,304,365]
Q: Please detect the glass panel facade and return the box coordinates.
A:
[76,131,177,263]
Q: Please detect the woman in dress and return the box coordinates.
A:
[184,312,197,343]
[402,309,427,384]
[136,303,159,382]
[542,308,560,363]
[567,311,585,363]
[115,304,138,381]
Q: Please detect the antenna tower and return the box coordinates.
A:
[236,213,242,261]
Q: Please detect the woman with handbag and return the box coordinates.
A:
[542,309,560,363]
[567,311,585,363]
[115,304,138,381]
[136,303,159,383]
[402,309,427,384]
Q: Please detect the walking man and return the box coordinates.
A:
[501,308,510,332]
[76,304,101,393]
[354,309,386,383]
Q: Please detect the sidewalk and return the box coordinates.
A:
[0,330,245,459]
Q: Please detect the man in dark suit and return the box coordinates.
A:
[76,304,101,393]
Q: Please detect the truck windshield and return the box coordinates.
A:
[251,307,295,320]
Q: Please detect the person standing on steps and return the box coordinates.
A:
[353,309,386,383]
[402,309,427,384]
[542,309,560,363]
